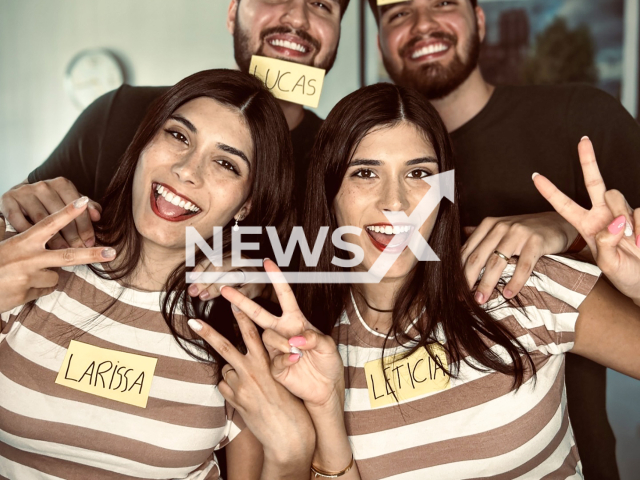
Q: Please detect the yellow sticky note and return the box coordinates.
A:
[249,55,325,108]
[56,340,158,408]
[377,0,407,6]
[364,345,450,408]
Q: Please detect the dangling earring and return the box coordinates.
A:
[233,217,240,232]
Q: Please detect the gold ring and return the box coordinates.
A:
[222,368,236,381]
[493,250,510,262]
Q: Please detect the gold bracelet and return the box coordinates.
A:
[311,455,354,478]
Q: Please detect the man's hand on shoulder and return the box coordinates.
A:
[1,177,101,249]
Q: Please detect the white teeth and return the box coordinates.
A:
[411,43,448,59]
[269,38,307,53]
[155,184,200,213]
[384,226,393,234]
[392,226,400,235]
[367,225,414,234]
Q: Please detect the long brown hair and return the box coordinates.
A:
[93,69,294,370]
[299,83,533,387]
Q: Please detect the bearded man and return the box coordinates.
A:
[370,0,640,478]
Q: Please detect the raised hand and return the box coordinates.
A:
[219,259,345,408]
[1,177,102,249]
[187,311,315,473]
[0,197,116,313]
[534,136,640,304]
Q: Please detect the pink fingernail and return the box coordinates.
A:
[504,289,513,298]
[101,247,116,258]
[581,135,589,141]
[289,354,300,362]
[531,172,539,180]
[289,336,306,347]
[188,285,198,296]
[474,292,484,304]
[199,291,210,300]
[608,215,626,234]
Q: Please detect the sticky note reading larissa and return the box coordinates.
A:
[364,345,450,408]
[249,55,325,108]
[56,340,157,408]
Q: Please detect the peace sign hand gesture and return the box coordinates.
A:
[534,137,640,304]
[220,260,345,409]
[0,197,116,314]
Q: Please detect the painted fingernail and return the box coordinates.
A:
[263,258,270,265]
[199,290,210,300]
[85,237,95,247]
[290,346,303,357]
[218,285,228,293]
[188,284,199,296]
[475,292,484,304]
[608,215,626,234]
[624,221,633,237]
[289,353,300,362]
[504,289,513,298]
[101,247,116,258]
[231,304,240,312]
[581,135,589,141]
[73,196,89,208]
[188,319,202,332]
[531,172,539,180]
[289,336,306,347]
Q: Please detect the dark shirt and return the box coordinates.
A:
[451,84,640,480]
[28,84,323,205]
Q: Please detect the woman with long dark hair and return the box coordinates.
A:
[202,83,640,479]
[0,69,314,479]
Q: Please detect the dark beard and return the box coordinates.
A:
[384,30,481,100]
[233,17,338,74]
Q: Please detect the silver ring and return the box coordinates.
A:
[493,250,510,262]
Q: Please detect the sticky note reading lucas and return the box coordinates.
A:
[56,340,157,408]
[249,55,325,108]
[364,345,450,408]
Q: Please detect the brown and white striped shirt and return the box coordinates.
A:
[0,264,244,479]
[333,255,601,480]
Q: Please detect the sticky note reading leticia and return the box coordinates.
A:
[249,55,325,108]
[56,340,157,408]
[364,344,450,408]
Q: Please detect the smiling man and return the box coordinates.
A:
[369,0,640,478]
[2,0,350,243]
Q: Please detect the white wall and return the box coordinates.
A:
[0,0,360,194]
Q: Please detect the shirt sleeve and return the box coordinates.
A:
[492,255,601,355]
[27,88,120,200]
[566,86,640,209]
[214,402,247,450]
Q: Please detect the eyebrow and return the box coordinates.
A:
[217,143,251,170]
[349,156,438,167]
[169,114,197,133]
[380,1,412,17]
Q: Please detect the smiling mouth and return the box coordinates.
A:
[410,42,450,60]
[150,182,201,222]
[365,224,415,253]
[266,34,312,56]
